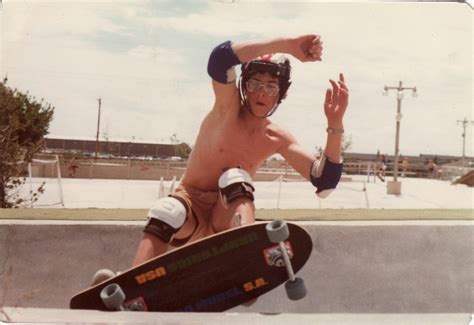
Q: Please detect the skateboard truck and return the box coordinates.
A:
[265,220,307,300]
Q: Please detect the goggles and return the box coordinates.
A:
[246,79,279,96]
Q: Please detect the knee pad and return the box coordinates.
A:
[218,168,255,208]
[144,196,188,243]
[310,155,343,198]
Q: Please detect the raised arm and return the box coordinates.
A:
[323,73,348,163]
[207,35,323,111]
[231,35,322,63]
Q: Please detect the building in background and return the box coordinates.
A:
[43,137,191,160]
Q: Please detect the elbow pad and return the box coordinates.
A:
[207,40,241,84]
[310,155,343,198]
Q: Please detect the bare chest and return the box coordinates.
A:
[183,110,284,190]
[192,116,281,173]
[214,125,278,168]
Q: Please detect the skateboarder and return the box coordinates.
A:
[93,34,349,284]
[133,34,348,263]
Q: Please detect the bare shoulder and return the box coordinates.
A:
[267,123,297,155]
[267,121,314,178]
[265,122,298,149]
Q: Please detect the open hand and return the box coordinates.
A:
[324,73,349,127]
[291,34,323,62]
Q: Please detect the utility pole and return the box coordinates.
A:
[383,81,417,195]
[95,98,101,160]
[456,117,474,167]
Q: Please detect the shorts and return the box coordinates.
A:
[169,183,219,247]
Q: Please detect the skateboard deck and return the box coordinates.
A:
[70,221,313,312]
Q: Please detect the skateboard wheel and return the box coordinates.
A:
[91,269,115,286]
[266,220,289,243]
[285,277,306,300]
[100,283,126,310]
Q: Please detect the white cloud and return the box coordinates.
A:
[128,45,185,64]
[137,2,312,38]
[3,2,129,41]
[3,1,472,156]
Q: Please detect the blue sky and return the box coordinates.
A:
[2,1,472,157]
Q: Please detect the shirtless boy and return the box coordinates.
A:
[126,34,349,268]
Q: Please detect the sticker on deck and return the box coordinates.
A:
[263,241,294,267]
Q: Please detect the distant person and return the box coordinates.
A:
[402,157,409,177]
[68,157,79,178]
[427,159,437,179]
[376,154,387,182]
[93,34,349,284]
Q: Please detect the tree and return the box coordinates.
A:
[341,134,352,157]
[176,142,192,159]
[0,77,54,208]
[168,133,191,158]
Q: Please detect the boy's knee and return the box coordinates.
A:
[212,197,255,232]
[144,196,188,244]
[218,168,255,208]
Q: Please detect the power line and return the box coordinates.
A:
[382,81,417,182]
[456,117,474,166]
[95,98,101,160]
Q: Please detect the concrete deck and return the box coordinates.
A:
[0,307,472,324]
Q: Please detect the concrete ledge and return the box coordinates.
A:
[0,307,471,324]
[0,221,472,313]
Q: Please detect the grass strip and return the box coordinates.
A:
[0,208,472,221]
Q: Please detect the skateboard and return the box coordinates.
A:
[70,220,313,312]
